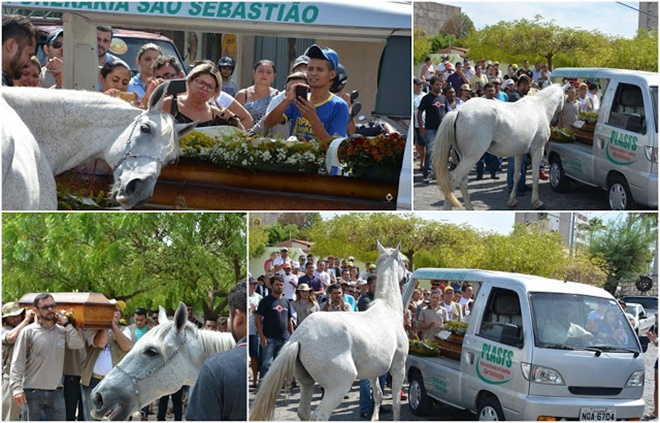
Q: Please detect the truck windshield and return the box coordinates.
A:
[530,293,639,353]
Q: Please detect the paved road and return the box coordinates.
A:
[248,344,658,421]
[413,159,613,211]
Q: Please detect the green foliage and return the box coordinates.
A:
[429,33,458,53]
[248,219,269,258]
[2,213,247,320]
[265,223,299,245]
[589,214,658,294]
[414,26,433,64]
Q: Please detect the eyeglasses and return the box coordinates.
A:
[193,78,217,92]
[50,41,63,49]
[423,293,431,296]
[157,72,178,80]
[38,304,57,310]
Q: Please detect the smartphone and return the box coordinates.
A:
[166,78,187,96]
[295,85,309,100]
[118,92,138,102]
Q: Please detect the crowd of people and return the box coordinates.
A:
[414,55,602,190]
[2,14,357,142]
[1,289,244,421]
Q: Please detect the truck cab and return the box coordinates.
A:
[406,269,646,420]
[546,68,658,210]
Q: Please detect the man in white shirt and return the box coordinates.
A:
[282,262,299,300]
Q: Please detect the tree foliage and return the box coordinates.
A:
[589,214,658,294]
[2,213,246,320]
[414,26,433,65]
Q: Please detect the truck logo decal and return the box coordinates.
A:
[606,130,638,165]
[476,343,513,385]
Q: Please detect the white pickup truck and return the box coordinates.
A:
[546,68,658,210]
[406,269,647,421]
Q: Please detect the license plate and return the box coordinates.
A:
[580,407,615,421]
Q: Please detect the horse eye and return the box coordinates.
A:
[144,346,159,357]
[140,123,151,134]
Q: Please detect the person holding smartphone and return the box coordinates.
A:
[263,44,349,141]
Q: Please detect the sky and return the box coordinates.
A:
[439,1,644,39]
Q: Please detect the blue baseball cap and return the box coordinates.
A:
[304,44,339,70]
[47,29,63,44]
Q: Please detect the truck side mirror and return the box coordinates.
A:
[500,323,522,347]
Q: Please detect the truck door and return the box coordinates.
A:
[462,287,529,419]
[597,81,655,205]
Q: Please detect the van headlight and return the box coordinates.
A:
[531,365,565,385]
[625,370,644,387]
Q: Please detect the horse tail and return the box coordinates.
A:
[250,341,300,421]
[433,111,463,209]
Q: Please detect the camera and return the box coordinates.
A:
[166,78,187,96]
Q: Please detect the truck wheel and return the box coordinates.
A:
[408,372,432,416]
[608,174,635,210]
[549,156,570,193]
[478,396,505,421]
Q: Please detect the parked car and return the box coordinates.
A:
[34,23,186,77]
[622,295,658,317]
[625,302,657,335]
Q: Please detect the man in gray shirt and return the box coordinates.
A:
[10,293,85,421]
[2,302,34,421]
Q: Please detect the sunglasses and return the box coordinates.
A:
[38,304,57,311]
[50,41,63,49]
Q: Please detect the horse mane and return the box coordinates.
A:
[197,327,236,359]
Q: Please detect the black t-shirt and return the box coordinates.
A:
[418,92,448,130]
[256,295,291,340]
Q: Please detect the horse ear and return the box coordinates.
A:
[158,306,167,325]
[377,241,386,255]
[148,81,169,112]
[173,302,187,333]
[176,122,198,139]
[395,241,401,254]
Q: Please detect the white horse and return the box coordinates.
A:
[90,302,235,421]
[251,242,409,421]
[433,83,564,210]
[1,82,196,210]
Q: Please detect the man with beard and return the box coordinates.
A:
[263,44,349,140]
[186,280,247,421]
[417,75,448,183]
[2,14,36,87]
[10,294,85,420]
[96,25,116,91]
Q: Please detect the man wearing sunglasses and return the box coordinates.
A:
[41,29,63,89]
[10,293,84,421]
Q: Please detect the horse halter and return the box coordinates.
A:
[113,328,188,410]
[111,116,171,173]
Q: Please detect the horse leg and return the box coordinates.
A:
[295,365,315,421]
[447,156,478,210]
[370,377,383,421]
[508,156,522,207]
[458,173,473,210]
[390,363,406,421]
[530,147,544,209]
[311,379,354,421]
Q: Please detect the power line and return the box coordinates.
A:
[615,1,658,20]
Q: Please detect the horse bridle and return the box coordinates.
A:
[113,328,188,410]
[111,116,172,173]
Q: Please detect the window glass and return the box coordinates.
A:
[478,288,523,347]
[607,83,646,134]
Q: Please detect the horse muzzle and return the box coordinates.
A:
[112,175,158,209]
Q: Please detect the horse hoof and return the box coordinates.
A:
[508,200,517,208]
[533,201,545,210]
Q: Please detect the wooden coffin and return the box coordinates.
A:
[18,292,114,329]
[437,332,464,361]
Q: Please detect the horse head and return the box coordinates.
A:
[91,302,201,421]
[377,241,407,283]
[108,82,197,209]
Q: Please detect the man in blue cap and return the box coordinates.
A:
[264,44,349,141]
[41,29,63,88]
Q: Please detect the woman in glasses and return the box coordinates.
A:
[161,62,244,129]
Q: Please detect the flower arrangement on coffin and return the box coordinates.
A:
[443,320,468,336]
[336,133,406,183]
[550,126,576,143]
[578,111,599,125]
[409,339,440,357]
[178,130,329,174]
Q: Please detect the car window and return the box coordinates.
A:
[478,288,524,347]
[608,83,646,134]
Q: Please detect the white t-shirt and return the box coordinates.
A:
[216,91,234,109]
[283,273,298,300]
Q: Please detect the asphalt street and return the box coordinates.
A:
[413,158,616,211]
[247,343,658,421]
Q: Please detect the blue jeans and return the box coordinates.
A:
[157,386,184,421]
[359,374,387,414]
[80,376,102,421]
[22,388,66,421]
[259,338,286,381]
[422,129,437,178]
[506,155,528,192]
[63,375,82,421]
[477,153,502,176]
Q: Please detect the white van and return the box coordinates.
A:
[545,68,658,210]
[405,269,647,420]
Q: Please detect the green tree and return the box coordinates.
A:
[414,26,433,65]
[2,213,246,320]
[589,214,658,294]
[577,217,607,246]
[464,15,609,70]
[249,218,269,258]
